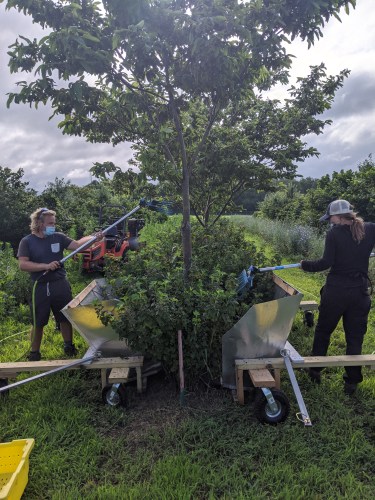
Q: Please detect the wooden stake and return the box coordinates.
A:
[178,330,185,405]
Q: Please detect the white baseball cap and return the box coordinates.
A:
[319,199,354,222]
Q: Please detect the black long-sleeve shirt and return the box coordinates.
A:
[301,223,375,288]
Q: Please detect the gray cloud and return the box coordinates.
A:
[0,4,133,192]
[1,1,375,190]
[296,69,375,178]
[325,72,375,120]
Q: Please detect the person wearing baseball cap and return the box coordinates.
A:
[319,199,355,222]
[300,200,375,395]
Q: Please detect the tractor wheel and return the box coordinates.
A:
[254,388,290,425]
[102,384,128,407]
[128,237,140,251]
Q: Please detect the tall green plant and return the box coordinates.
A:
[0,243,31,320]
[103,217,275,384]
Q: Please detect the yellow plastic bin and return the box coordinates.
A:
[0,439,35,500]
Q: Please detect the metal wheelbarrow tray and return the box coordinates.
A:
[0,279,160,406]
[225,274,375,426]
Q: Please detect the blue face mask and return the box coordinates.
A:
[43,226,56,236]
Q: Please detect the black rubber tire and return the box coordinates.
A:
[303,311,315,328]
[101,384,128,407]
[0,378,9,398]
[254,388,290,425]
[128,237,140,251]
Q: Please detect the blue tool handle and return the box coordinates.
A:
[259,263,301,272]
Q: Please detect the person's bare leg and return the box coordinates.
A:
[59,321,73,343]
[30,326,43,352]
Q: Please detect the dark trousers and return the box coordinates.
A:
[312,284,371,384]
[31,278,73,327]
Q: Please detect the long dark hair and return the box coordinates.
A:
[340,213,365,243]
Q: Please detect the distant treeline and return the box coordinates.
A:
[1,156,374,253]
[237,156,374,227]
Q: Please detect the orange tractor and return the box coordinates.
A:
[79,205,145,273]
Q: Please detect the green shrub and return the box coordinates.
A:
[0,242,31,320]
[103,217,276,384]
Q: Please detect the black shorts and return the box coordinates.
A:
[30,278,73,327]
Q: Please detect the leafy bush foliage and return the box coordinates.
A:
[0,242,31,321]
[104,217,275,384]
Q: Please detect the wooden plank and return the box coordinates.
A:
[235,354,375,370]
[108,367,130,384]
[236,367,245,405]
[273,369,281,389]
[136,366,142,393]
[0,356,144,377]
[249,369,276,387]
[299,300,318,311]
[101,369,108,390]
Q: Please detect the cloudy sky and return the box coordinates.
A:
[1,1,375,192]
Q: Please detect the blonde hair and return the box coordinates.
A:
[339,212,365,243]
[30,208,56,233]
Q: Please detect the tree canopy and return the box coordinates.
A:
[1,0,357,275]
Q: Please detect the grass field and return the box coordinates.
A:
[0,219,374,499]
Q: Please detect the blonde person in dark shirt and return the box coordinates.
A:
[17,208,103,361]
[300,200,375,395]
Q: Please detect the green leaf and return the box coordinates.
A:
[82,33,100,43]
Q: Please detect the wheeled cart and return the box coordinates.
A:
[222,274,375,426]
[0,279,160,406]
[235,353,375,425]
[0,356,144,405]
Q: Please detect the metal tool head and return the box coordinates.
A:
[237,265,258,293]
[142,198,174,215]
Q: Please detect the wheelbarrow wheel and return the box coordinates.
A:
[254,388,290,425]
[303,310,315,328]
[102,384,128,407]
[0,378,9,398]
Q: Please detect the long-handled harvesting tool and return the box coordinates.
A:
[59,198,172,266]
[237,262,301,292]
[238,252,375,293]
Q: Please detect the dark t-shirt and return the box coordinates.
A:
[17,232,73,282]
[301,222,375,287]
